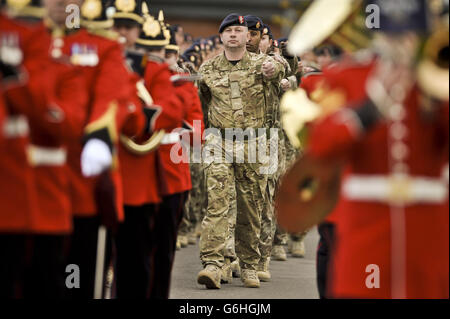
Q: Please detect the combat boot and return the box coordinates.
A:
[231,258,241,278]
[272,245,287,261]
[197,264,222,289]
[291,240,305,258]
[257,259,271,282]
[241,269,260,288]
[178,235,188,248]
[221,259,233,284]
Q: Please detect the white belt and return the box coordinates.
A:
[3,115,29,138]
[28,145,67,166]
[342,174,449,205]
[160,132,180,145]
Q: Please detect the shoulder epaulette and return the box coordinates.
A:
[86,28,120,41]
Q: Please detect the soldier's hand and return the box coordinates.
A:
[81,139,113,177]
[262,61,276,78]
[280,79,291,91]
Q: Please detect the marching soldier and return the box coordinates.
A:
[1,5,42,298]
[23,0,148,299]
[197,13,284,289]
[115,6,184,298]
[1,0,91,298]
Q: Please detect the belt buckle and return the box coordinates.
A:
[388,175,413,205]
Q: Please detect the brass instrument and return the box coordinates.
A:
[417,26,449,101]
[120,80,165,156]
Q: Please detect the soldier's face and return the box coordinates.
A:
[246,30,262,53]
[220,26,249,50]
[113,22,141,49]
[43,0,73,25]
[259,35,272,54]
[165,51,178,67]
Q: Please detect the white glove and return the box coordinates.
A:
[81,139,112,177]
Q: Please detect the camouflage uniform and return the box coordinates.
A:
[198,51,284,271]
[260,53,300,261]
[179,159,205,237]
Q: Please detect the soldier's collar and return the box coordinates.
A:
[219,51,251,70]
[147,54,165,64]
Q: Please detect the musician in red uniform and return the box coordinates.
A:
[115,8,184,298]
[146,27,204,299]
[306,0,449,298]
[300,44,344,299]
[1,4,51,298]
[20,0,146,299]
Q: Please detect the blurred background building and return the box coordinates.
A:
[150,0,313,39]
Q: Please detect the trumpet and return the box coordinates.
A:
[417,26,449,101]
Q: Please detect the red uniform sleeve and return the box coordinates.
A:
[0,93,5,144]
[2,23,87,141]
[84,41,138,148]
[27,61,88,141]
[144,62,183,132]
[120,73,146,137]
[306,64,374,161]
[180,82,204,146]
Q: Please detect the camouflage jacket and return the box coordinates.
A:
[198,51,285,130]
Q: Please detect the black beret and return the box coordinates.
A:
[244,15,264,32]
[262,24,273,39]
[219,13,247,33]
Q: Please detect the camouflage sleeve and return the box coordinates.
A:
[197,64,211,126]
[262,55,285,84]
[198,64,211,106]
[286,56,298,78]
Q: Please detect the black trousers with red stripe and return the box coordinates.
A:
[316,222,336,299]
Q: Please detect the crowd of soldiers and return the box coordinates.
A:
[1,0,449,300]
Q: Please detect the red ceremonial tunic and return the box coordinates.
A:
[307,59,449,299]
[119,59,183,205]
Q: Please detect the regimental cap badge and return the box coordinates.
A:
[115,0,135,12]
[256,21,261,29]
[143,16,161,38]
[239,16,244,24]
[190,55,195,62]
[81,0,102,20]
[263,27,268,35]
[6,0,31,10]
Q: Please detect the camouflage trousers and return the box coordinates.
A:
[200,135,268,271]
[270,129,306,246]
[273,226,308,245]
[179,162,206,236]
[259,129,286,262]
